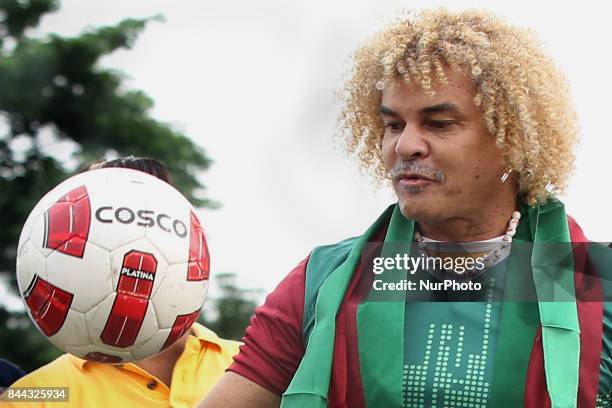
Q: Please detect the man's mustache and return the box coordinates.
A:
[387,161,445,182]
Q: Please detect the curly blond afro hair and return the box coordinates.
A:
[338,8,578,205]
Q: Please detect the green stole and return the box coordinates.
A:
[281,200,580,408]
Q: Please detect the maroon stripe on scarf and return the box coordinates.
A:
[569,216,603,407]
[328,225,388,407]
[524,216,603,407]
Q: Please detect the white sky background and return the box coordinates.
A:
[7,0,610,306]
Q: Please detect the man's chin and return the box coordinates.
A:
[396,197,436,222]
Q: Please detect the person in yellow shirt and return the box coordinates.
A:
[1,322,240,407]
[0,157,241,407]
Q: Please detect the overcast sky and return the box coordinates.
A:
[4,0,610,309]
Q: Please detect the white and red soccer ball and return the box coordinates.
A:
[16,168,210,363]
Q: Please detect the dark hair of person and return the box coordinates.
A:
[85,156,173,185]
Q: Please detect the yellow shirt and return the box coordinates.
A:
[0,323,240,407]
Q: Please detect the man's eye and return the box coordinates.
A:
[384,122,404,132]
[427,120,455,130]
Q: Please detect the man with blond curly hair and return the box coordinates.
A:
[200,8,611,408]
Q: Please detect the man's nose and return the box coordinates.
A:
[394,124,429,160]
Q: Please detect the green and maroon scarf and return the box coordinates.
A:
[281,200,605,408]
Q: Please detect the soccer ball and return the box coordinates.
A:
[16,168,210,363]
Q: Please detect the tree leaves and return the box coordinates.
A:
[0,0,60,39]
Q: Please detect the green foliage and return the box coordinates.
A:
[0,0,59,39]
[0,11,213,208]
[201,273,261,341]
[0,307,62,373]
[0,155,65,275]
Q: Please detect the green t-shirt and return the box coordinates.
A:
[402,256,612,408]
[403,259,508,408]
